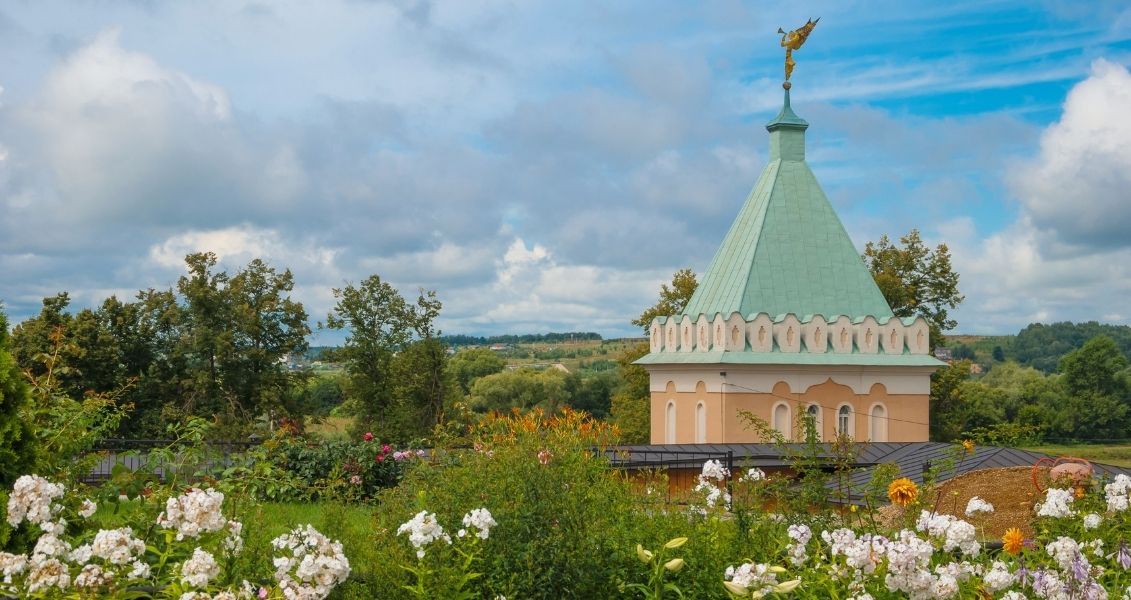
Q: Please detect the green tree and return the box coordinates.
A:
[325,275,442,439]
[1052,336,1131,440]
[468,368,569,413]
[564,370,617,419]
[609,341,651,444]
[631,268,698,333]
[389,337,459,441]
[992,345,1006,362]
[862,229,963,347]
[1059,335,1129,398]
[447,347,506,394]
[0,307,38,489]
[929,360,972,441]
[176,253,309,426]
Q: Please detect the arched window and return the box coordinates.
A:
[870,404,888,442]
[695,402,706,443]
[805,404,822,440]
[666,401,676,444]
[773,402,791,440]
[837,405,853,437]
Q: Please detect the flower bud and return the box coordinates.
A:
[773,579,801,593]
[767,565,787,574]
[663,558,685,572]
[722,581,749,596]
[635,544,653,563]
[664,537,689,549]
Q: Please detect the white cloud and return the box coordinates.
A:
[947,60,1131,332]
[1010,59,1131,251]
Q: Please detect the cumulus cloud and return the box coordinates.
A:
[947,60,1131,332]
[1010,59,1131,252]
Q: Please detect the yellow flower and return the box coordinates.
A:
[887,477,919,507]
[849,504,858,513]
[962,439,975,453]
[1002,527,1024,555]
[664,537,688,549]
[1075,486,1086,500]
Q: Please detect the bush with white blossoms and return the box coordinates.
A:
[692,459,732,514]
[271,524,352,599]
[398,507,498,599]
[1,475,352,600]
[397,510,453,559]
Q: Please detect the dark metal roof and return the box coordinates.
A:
[605,442,1131,504]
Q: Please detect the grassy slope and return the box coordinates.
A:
[1020,444,1131,469]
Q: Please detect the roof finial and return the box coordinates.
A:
[777,18,819,89]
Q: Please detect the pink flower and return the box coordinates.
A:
[259,588,268,599]
[375,454,385,462]
[363,432,374,442]
[349,475,362,485]
[538,449,553,465]
[382,444,392,454]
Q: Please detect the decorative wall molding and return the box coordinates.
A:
[650,311,931,356]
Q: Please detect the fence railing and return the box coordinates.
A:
[82,439,261,485]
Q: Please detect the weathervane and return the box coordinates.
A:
[777,18,819,89]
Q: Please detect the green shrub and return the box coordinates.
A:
[369,409,644,599]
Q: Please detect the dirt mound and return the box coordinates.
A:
[877,467,1043,539]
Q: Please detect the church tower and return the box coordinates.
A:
[636,78,944,444]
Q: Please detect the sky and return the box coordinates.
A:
[2,0,1131,343]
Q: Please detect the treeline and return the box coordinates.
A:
[934,335,1131,443]
[3,253,626,443]
[1012,321,1131,373]
[441,332,603,346]
[9,253,310,438]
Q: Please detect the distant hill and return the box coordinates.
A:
[1011,321,1131,373]
[947,321,1131,373]
[441,332,603,346]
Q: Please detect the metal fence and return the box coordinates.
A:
[82,439,261,485]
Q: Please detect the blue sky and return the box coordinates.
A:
[2,0,1131,342]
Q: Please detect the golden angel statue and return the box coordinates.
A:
[778,18,819,83]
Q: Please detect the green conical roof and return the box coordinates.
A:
[681,89,894,320]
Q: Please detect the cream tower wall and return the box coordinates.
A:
[648,365,932,443]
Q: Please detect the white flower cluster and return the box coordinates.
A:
[915,511,980,556]
[786,523,811,566]
[157,488,230,540]
[0,552,28,583]
[458,508,497,541]
[964,496,994,517]
[79,499,97,519]
[742,467,766,482]
[181,548,220,588]
[91,527,146,565]
[1107,474,1131,512]
[700,459,730,481]
[3,475,349,599]
[692,459,731,513]
[982,561,1013,593]
[822,528,889,575]
[1084,513,1104,530]
[883,529,951,598]
[6,475,65,534]
[271,524,351,600]
[1036,487,1076,518]
[724,562,783,597]
[24,557,70,594]
[73,563,113,589]
[397,511,452,559]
